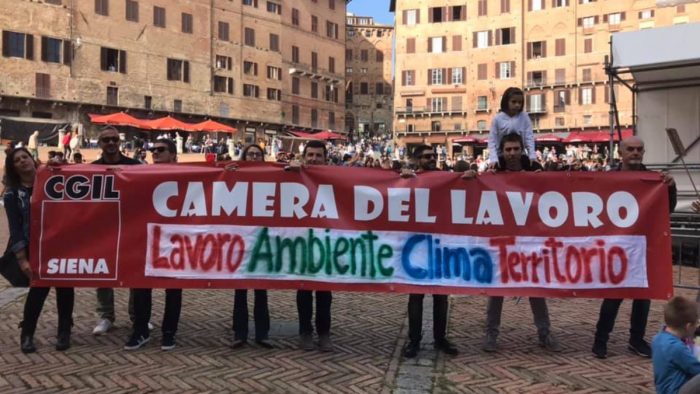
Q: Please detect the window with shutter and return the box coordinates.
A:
[452,35,462,51]
[36,73,50,98]
[555,38,565,56]
[407,38,415,53]
[478,64,487,80]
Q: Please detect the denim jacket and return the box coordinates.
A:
[4,186,32,254]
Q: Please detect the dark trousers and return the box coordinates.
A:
[232,289,270,341]
[21,287,74,337]
[407,293,448,343]
[132,288,182,336]
[594,298,650,344]
[296,290,332,335]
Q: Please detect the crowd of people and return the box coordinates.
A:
[1,86,696,394]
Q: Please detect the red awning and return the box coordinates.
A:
[564,128,633,143]
[453,137,479,143]
[191,119,237,133]
[314,130,347,140]
[289,130,321,139]
[535,134,563,142]
[141,116,196,131]
[88,112,146,128]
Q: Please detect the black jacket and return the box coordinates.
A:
[612,163,677,213]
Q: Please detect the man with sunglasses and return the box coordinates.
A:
[592,136,676,359]
[402,144,459,359]
[125,139,183,350]
[91,127,140,336]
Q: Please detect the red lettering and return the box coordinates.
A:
[170,235,184,269]
[183,235,201,269]
[508,253,522,282]
[607,246,628,285]
[519,252,530,282]
[227,235,245,273]
[153,231,247,273]
[582,247,597,283]
[151,225,170,269]
[216,234,232,271]
[545,238,567,283]
[490,237,516,284]
[565,247,582,282]
[199,234,218,271]
[530,252,544,283]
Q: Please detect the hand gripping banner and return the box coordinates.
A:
[30,163,673,299]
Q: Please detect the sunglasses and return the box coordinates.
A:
[148,146,168,153]
[245,151,263,158]
[100,136,120,143]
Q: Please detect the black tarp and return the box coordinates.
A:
[0,116,71,146]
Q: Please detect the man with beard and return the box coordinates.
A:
[480,133,561,353]
[91,127,140,335]
[592,136,676,359]
[402,144,459,359]
[290,140,335,352]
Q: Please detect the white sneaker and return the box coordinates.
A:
[92,318,113,335]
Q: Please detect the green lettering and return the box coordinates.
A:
[377,244,394,277]
[361,231,379,278]
[249,227,273,273]
[307,229,325,274]
[333,237,350,274]
[350,238,366,276]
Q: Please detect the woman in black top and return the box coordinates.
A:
[4,147,74,353]
[231,144,272,348]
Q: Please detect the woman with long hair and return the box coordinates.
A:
[231,144,272,348]
[3,148,75,353]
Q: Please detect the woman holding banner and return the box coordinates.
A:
[230,144,272,349]
[3,148,74,353]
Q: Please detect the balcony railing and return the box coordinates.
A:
[526,79,547,88]
[395,106,426,114]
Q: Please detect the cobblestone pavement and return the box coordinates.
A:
[0,206,694,393]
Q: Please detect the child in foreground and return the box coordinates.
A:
[487,87,536,167]
[652,296,700,394]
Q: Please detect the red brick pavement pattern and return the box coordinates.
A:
[439,288,698,394]
[0,288,407,393]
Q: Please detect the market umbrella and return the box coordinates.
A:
[192,119,237,133]
[141,116,196,131]
[314,130,347,140]
[88,112,146,128]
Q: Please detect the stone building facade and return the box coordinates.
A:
[389,0,700,152]
[345,14,393,137]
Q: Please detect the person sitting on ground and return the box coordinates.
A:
[652,296,700,394]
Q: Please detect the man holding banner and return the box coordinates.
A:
[293,140,335,352]
[481,133,562,353]
[90,127,140,336]
[592,136,676,359]
[402,145,459,359]
[125,139,183,351]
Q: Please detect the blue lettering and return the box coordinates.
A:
[402,234,428,280]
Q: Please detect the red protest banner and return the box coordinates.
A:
[30,163,673,299]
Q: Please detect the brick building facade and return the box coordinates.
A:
[0,0,347,141]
